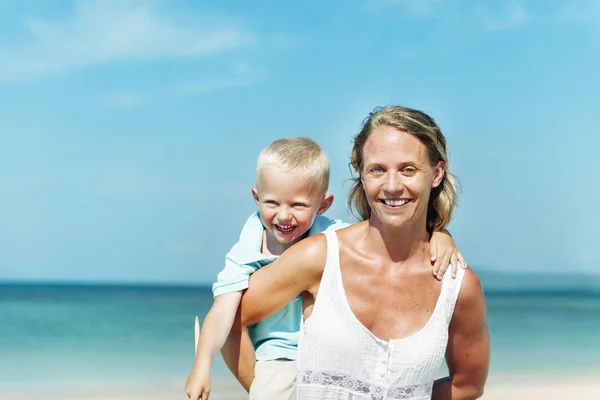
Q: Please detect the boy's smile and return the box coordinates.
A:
[252,166,331,255]
[274,223,296,235]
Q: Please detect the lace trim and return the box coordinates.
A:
[300,370,432,400]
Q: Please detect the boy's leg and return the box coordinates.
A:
[248,360,297,400]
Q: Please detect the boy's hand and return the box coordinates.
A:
[430,230,467,280]
[185,364,211,400]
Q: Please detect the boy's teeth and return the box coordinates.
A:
[384,199,409,206]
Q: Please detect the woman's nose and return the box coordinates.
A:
[384,173,404,194]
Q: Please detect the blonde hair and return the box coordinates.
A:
[256,137,330,196]
[347,106,459,232]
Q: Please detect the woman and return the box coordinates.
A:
[239,106,490,399]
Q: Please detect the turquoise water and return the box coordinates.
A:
[1,283,599,385]
[485,291,600,373]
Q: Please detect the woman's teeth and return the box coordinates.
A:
[382,199,410,206]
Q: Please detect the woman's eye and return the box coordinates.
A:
[371,167,383,173]
[403,167,416,174]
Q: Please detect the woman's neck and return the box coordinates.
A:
[364,218,431,264]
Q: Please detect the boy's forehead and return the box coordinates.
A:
[257,167,321,196]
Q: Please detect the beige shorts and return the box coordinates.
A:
[248,359,297,400]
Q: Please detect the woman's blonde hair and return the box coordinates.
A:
[347,106,459,232]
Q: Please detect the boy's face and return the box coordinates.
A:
[252,167,332,246]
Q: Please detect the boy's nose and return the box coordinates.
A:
[277,208,293,222]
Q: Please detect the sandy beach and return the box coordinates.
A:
[5,372,600,400]
[482,371,600,399]
[1,377,246,400]
[484,383,600,399]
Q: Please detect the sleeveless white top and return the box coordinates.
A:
[297,231,465,400]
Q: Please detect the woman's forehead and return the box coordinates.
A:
[363,126,427,162]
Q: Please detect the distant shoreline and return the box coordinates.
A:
[3,267,599,289]
[2,279,600,297]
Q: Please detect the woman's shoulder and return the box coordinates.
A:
[283,233,329,270]
[453,267,486,316]
[293,232,328,252]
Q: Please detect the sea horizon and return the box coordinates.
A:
[2,266,599,293]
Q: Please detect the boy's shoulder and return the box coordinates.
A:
[238,211,264,241]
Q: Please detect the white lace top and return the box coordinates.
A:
[297,231,465,400]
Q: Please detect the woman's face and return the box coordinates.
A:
[361,125,444,230]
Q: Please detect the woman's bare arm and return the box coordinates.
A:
[240,234,327,326]
[432,268,490,400]
[220,324,256,392]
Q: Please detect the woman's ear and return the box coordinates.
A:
[431,161,445,188]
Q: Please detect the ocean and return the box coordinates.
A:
[1,282,599,397]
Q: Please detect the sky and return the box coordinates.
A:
[0,0,598,284]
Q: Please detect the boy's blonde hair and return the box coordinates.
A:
[256,137,330,196]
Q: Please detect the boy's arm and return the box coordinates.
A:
[194,212,263,393]
[430,229,467,280]
[185,292,242,400]
[185,212,264,398]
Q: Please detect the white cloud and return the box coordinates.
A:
[369,0,445,16]
[556,0,600,25]
[104,89,144,108]
[178,61,264,94]
[474,1,528,31]
[0,0,254,82]
[84,165,250,201]
[102,61,263,105]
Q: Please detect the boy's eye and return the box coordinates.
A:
[292,203,306,207]
[265,200,278,205]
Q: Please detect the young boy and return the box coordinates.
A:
[185,137,465,400]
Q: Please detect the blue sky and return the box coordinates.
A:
[0,0,597,283]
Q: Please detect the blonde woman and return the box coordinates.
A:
[238,106,490,399]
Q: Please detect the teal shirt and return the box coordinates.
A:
[212,212,349,361]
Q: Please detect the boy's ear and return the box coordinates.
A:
[316,193,334,215]
[251,187,260,205]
